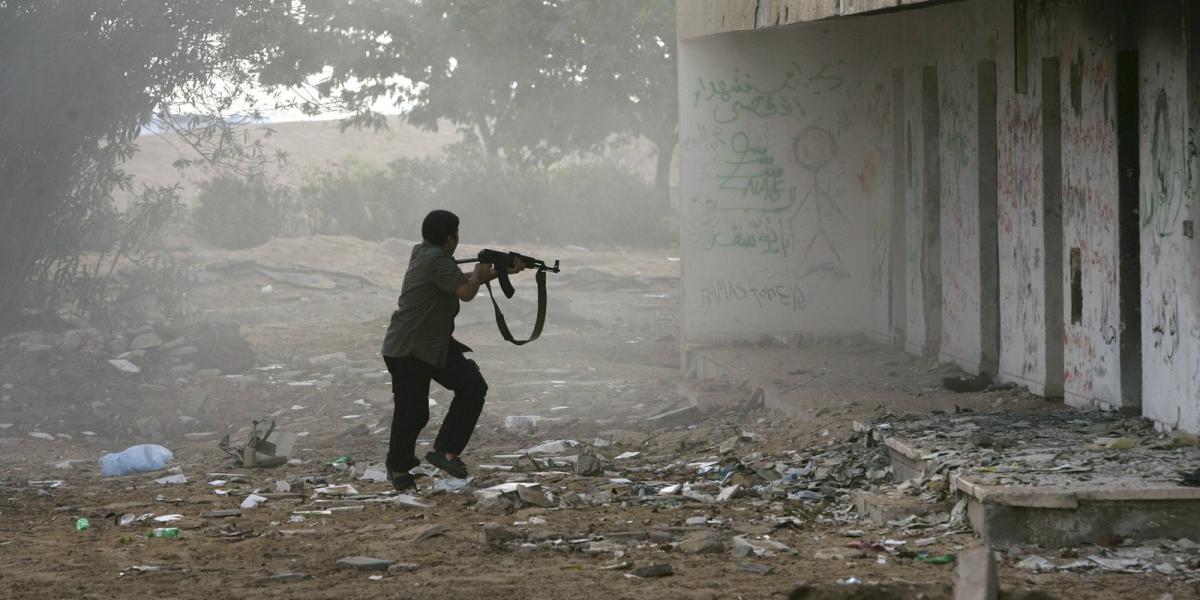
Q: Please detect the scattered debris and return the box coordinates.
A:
[107,359,142,374]
[240,494,268,509]
[147,528,181,539]
[399,523,447,542]
[260,572,307,584]
[99,444,173,477]
[574,454,605,477]
[941,373,992,393]
[219,419,296,468]
[335,556,394,572]
[631,563,673,578]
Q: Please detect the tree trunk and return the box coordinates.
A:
[650,131,676,215]
[476,116,499,161]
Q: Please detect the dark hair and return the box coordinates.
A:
[421,210,459,246]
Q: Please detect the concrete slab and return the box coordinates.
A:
[854,491,952,524]
[878,424,1200,548]
[883,436,932,482]
[953,545,998,600]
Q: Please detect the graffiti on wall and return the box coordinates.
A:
[790,126,849,276]
[686,59,853,278]
[679,43,905,334]
[1145,88,1184,237]
[698,276,807,312]
[691,62,845,124]
[691,131,799,257]
[996,97,1045,381]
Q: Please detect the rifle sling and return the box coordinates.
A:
[483,269,547,345]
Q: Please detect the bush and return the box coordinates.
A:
[192,175,290,249]
[296,143,669,247]
[542,163,665,247]
[300,156,435,241]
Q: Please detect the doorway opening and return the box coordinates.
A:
[1042,56,1064,397]
[978,60,1000,374]
[921,65,942,358]
[1116,49,1142,408]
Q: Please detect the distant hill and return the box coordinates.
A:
[120,118,462,207]
[119,117,667,209]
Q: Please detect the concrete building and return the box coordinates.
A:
[677,0,1200,432]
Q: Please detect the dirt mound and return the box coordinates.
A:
[185,320,255,373]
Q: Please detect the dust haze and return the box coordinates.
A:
[1,2,1194,599]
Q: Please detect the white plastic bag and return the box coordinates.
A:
[99,444,174,477]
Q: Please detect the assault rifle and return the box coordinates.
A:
[456,249,561,345]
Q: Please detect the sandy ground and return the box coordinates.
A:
[0,239,1195,599]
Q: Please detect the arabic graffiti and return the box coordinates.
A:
[716,132,792,210]
[692,193,797,256]
[699,276,807,312]
[691,62,845,124]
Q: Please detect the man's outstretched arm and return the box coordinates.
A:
[456,262,494,301]
[456,258,526,301]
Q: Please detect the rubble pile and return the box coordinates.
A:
[851,409,1200,581]
[0,318,253,378]
[868,409,1200,489]
[1013,539,1200,577]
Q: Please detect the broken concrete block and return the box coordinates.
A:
[731,535,791,558]
[399,523,447,542]
[736,562,774,575]
[814,547,863,560]
[717,484,742,502]
[108,359,141,374]
[260,572,308,583]
[677,530,724,555]
[475,494,520,515]
[516,485,554,508]
[574,454,604,477]
[483,523,526,546]
[954,545,998,600]
[1015,555,1055,572]
[853,491,952,524]
[336,556,394,571]
[644,405,699,428]
[130,332,163,350]
[167,345,199,357]
[201,509,242,518]
[632,563,673,578]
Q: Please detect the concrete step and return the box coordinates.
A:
[881,434,1200,549]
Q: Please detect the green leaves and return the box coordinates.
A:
[287,0,678,171]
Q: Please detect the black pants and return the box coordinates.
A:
[383,351,488,474]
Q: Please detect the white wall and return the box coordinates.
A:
[678,0,1200,432]
[1139,1,1200,432]
[678,24,887,343]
